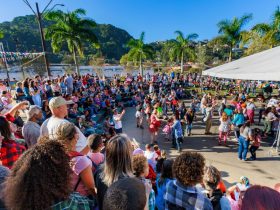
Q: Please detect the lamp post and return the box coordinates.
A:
[22,0,64,78]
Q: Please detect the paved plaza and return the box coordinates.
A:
[122,105,280,188]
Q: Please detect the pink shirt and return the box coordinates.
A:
[252,135,261,147]
[88,152,104,166]
[227,196,240,210]
[70,155,92,196]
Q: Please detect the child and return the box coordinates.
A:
[135,106,144,129]
[144,144,158,170]
[249,128,261,160]
[153,145,161,159]
[185,108,194,136]
[87,134,105,168]
[1,91,13,110]
[162,118,173,141]
[132,155,155,210]
[218,112,231,145]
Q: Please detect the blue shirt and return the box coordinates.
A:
[224,108,233,117]
[156,178,172,210]
[232,113,245,126]
[172,120,183,138]
[164,180,213,210]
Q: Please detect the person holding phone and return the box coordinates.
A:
[113,108,126,134]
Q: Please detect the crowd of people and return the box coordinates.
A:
[0,72,280,209]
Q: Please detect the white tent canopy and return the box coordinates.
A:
[202,46,280,81]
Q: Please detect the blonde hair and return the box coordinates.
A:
[101,134,134,186]
[56,122,77,151]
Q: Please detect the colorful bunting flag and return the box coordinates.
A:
[0,51,45,61]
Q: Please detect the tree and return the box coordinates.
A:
[241,31,270,56]
[170,31,198,73]
[45,9,98,75]
[0,30,4,39]
[217,14,252,61]
[196,43,208,70]
[252,6,280,48]
[125,32,154,76]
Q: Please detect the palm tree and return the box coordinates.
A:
[126,32,154,76]
[217,14,252,61]
[252,6,280,48]
[171,31,198,73]
[45,9,98,75]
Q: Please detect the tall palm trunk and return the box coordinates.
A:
[228,44,233,62]
[73,48,80,75]
[180,51,184,73]
[140,53,143,76]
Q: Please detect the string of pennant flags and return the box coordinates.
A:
[0,51,45,62]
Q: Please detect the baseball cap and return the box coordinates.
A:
[49,96,74,109]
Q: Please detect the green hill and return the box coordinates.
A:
[0,15,133,63]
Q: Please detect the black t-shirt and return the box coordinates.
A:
[94,167,128,210]
[94,167,108,210]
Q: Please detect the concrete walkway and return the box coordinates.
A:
[122,106,280,188]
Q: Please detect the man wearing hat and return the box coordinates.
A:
[40,96,89,154]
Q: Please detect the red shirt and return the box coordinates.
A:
[146,164,156,186]
[0,138,26,169]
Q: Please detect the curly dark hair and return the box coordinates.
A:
[173,152,205,186]
[0,116,12,141]
[132,154,148,177]
[3,140,72,210]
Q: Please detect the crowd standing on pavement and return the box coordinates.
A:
[0,72,280,209]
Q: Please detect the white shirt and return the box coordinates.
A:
[144,150,158,169]
[268,98,279,107]
[40,116,87,152]
[113,114,122,129]
[135,110,143,119]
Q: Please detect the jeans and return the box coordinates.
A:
[249,146,259,159]
[238,136,249,160]
[32,94,42,107]
[176,137,183,151]
[186,124,192,135]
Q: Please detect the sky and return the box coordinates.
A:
[0,0,279,43]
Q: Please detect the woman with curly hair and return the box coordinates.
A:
[56,122,96,198]
[3,140,94,210]
[164,152,213,210]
